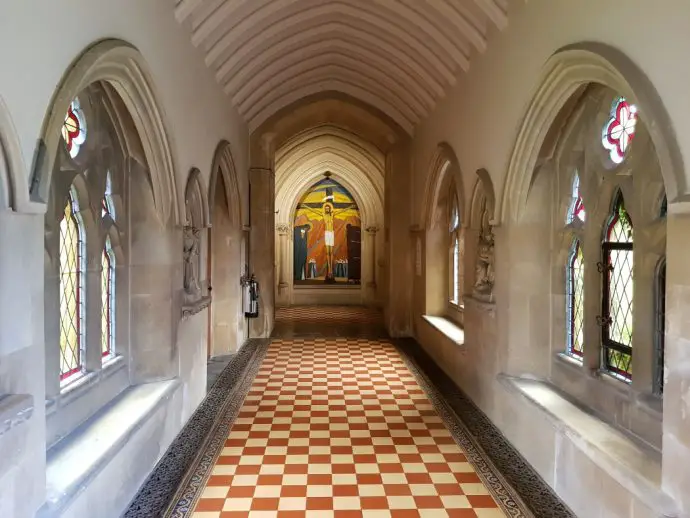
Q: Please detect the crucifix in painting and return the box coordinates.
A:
[294,175,361,285]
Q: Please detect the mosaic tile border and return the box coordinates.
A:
[394,338,577,518]
[123,339,269,518]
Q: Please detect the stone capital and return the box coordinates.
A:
[276,223,291,235]
[365,226,379,235]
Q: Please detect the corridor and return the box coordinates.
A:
[3,3,689,517]
[131,307,572,518]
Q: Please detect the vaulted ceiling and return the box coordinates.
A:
[174,0,509,135]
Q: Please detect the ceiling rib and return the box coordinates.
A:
[174,0,510,134]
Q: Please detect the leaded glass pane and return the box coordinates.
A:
[567,174,586,223]
[452,236,459,304]
[608,248,634,348]
[449,195,459,232]
[567,242,584,359]
[59,193,84,380]
[655,260,666,395]
[602,192,634,381]
[102,170,115,220]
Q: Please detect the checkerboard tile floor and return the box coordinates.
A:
[275,306,382,325]
[191,338,506,518]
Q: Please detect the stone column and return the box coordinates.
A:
[249,133,276,338]
[366,226,378,288]
[276,224,290,287]
[662,210,690,512]
[276,223,290,306]
[383,141,413,336]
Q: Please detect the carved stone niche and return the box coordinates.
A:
[182,168,211,318]
[469,168,497,305]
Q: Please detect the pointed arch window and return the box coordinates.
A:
[567,174,586,223]
[566,240,585,359]
[654,258,666,395]
[600,192,634,381]
[101,236,115,359]
[62,98,87,159]
[449,193,461,306]
[101,170,115,220]
[602,97,637,164]
[59,187,86,381]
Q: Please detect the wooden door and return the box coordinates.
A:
[346,224,362,282]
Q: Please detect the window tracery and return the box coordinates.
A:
[62,98,87,159]
[602,97,637,164]
[600,191,634,381]
[59,187,85,381]
[566,240,584,359]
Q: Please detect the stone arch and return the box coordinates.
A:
[500,42,685,225]
[30,38,179,225]
[274,127,384,306]
[209,140,243,227]
[422,143,468,317]
[422,143,467,232]
[470,169,496,230]
[0,96,39,213]
[184,167,210,228]
[207,141,245,356]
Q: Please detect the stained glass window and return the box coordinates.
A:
[654,259,666,395]
[566,240,584,359]
[602,97,637,164]
[601,192,634,381]
[62,98,87,159]
[101,236,115,359]
[452,236,460,304]
[59,188,85,381]
[567,174,586,223]
[449,193,461,305]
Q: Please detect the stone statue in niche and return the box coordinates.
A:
[183,224,201,297]
[473,200,495,302]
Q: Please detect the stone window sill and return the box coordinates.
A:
[46,355,126,417]
[41,379,180,516]
[422,315,465,346]
[0,393,34,436]
[499,374,677,516]
[552,352,663,417]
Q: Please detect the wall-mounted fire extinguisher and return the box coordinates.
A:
[242,273,259,318]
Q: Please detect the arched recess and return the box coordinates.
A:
[423,143,466,317]
[274,127,384,306]
[207,141,245,356]
[467,170,496,302]
[500,42,685,225]
[41,73,179,449]
[31,39,179,226]
[184,168,210,228]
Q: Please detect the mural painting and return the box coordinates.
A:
[293,176,361,285]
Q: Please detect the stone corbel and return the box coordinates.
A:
[0,393,34,437]
[181,295,212,318]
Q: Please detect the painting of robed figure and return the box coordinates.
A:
[293,176,361,285]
